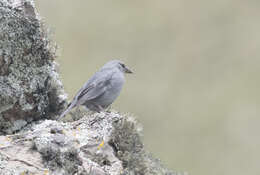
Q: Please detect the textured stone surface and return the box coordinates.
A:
[0,0,67,134]
[0,111,176,175]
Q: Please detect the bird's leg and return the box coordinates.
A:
[92,104,104,113]
[90,116,106,125]
[105,105,112,113]
[90,105,105,125]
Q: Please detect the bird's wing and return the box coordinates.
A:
[74,70,113,105]
[58,68,115,120]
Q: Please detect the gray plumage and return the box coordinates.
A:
[58,60,132,120]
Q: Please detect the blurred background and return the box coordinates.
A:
[36,1,260,175]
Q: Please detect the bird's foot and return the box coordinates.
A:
[89,115,105,126]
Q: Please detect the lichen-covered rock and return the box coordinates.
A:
[0,111,176,175]
[109,115,174,175]
[0,0,67,134]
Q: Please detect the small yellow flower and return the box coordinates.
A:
[97,140,104,150]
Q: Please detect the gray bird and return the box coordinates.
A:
[58,60,133,120]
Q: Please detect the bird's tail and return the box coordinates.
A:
[57,103,75,120]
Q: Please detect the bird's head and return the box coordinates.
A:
[104,60,133,74]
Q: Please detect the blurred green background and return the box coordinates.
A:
[36,1,260,175]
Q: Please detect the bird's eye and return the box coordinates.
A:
[121,63,125,68]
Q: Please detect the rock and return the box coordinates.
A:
[0,0,67,134]
[0,111,176,175]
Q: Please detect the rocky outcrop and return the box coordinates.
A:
[0,0,67,134]
[0,111,175,175]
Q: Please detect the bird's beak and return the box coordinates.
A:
[124,66,133,74]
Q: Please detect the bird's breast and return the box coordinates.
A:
[98,72,125,107]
